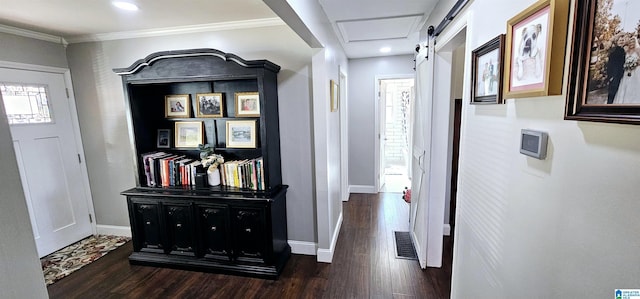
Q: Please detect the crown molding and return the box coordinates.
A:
[0,24,68,46]
[66,17,286,44]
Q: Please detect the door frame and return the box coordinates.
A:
[416,13,468,268]
[339,67,349,202]
[0,60,97,235]
[374,74,415,193]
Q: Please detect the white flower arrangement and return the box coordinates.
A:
[198,143,224,172]
[201,153,224,172]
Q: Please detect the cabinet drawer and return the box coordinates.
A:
[196,204,232,260]
[163,202,196,256]
[231,207,267,262]
[129,199,164,253]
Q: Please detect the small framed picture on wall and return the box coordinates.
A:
[503,0,569,98]
[471,34,505,104]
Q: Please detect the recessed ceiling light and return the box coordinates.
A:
[380,47,391,53]
[112,1,139,11]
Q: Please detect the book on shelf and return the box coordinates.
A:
[188,160,202,186]
[219,157,265,190]
[141,152,171,187]
[140,152,265,190]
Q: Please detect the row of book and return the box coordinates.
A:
[219,158,265,190]
[141,152,202,187]
[141,152,267,190]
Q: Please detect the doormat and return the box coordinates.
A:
[40,235,130,285]
[393,231,417,260]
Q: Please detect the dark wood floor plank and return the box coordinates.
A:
[47,192,452,298]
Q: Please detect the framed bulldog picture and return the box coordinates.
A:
[503,0,570,99]
[565,0,640,124]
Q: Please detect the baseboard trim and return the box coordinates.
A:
[288,240,317,255]
[349,185,376,194]
[96,225,132,237]
[317,212,343,263]
[444,224,451,236]
[342,192,350,202]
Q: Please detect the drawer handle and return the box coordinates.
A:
[211,226,217,231]
[245,228,251,233]
[176,223,182,228]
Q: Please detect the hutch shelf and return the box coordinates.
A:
[114,49,289,279]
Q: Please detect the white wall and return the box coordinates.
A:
[65,25,317,243]
[418,0,640,298]
[348,55,415,188]
[264,0,349,261]
[0,31,57,299]
[0,31,68,68]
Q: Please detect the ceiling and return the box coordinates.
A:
[0,0,438,58]
[318,0,440,58]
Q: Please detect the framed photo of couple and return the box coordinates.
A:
[565,0,640,124]
[503,0,570,99]
[471,35,505,104]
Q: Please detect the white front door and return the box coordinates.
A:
[0,65,94,257]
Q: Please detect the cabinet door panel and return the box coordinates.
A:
[196,205,231,260]
[232,207,267,261]
[130,199,164,253]
[164,202,196,256]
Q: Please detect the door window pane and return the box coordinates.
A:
[1,83,52,124]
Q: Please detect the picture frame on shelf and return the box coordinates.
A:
[226,120,256,148]
[196,93,224,118]
[503,0,570,99]
[471,34,506,104]
[235,92,260,117]
[157,129,170,148]
[330,79,339,112]
[174,121,203,148]
[165,94,191,118]
[565,0,640,124]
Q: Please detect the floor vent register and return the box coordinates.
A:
[393,231,418,260]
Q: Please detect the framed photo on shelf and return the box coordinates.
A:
[471,34,505,104]
[226,120,256,148]
[196,93,224,118]
[165,94,191,118]
[157,129,170,148]
[565,0,640,124]
[174,121,203,148]
[503,0,570,98]
[330,79,339,112]
[235,92,260,117]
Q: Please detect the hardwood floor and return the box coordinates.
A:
[47,193,452,298]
